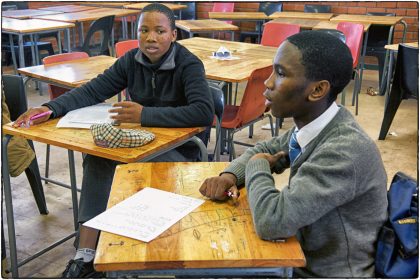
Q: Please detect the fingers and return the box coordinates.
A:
[200,176,232,201]
[12,107,50,128]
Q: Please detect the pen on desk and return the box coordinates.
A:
[29,111,52,121]
[224,186,240,204]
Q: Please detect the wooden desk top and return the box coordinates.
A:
[18,55,116,88]
[38,5,98,13]
[3,121,204,163]
[330,14,403,25]
[268,18,323,29]
[94,162,306,272]
[178,37,277,83]
[209,12,269,20]
[312,20,371,32]
[269,11,334,20]
[2,17,75,33]
[80,2,131,8]
[2,9,63,19]
[124,2,187,11]
[176,19,239,32]
[33,7,139,23]
[385,41,418,51]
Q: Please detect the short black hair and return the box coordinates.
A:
[286,31,353,103]
[141,3,176,30]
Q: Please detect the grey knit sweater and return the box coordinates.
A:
[224,106,388,277]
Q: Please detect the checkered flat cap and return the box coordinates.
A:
[90,123,155,148]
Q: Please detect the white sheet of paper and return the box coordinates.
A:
[83,187,204,242]
[56,103,114,128]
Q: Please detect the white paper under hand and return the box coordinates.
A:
[56,103,114,128]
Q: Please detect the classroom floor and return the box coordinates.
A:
[1,65,418,278]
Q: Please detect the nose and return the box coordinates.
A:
[146,31,157,42]
[264,71,275,91]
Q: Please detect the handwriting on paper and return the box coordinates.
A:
[83,187,204,242]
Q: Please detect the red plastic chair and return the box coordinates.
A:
[212,2,235,24]
[115,39,138,58]
[260,22,300,47]
[221,65,274,160]
[115,40,138,101]
[337,22,364,115]
[43,52,89,100]
[42,52,89,180]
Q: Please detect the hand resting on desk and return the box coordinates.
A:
[12,106,51,128]
[200,172,238,201]
[109,101,143,124]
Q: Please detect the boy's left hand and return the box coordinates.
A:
[250,151,288,169]
[109,101,143,124]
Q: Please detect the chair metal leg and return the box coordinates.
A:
[45,144,50,183]
[378,94,402,140]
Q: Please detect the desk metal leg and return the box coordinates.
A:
[8,34,18,74]
[65,28,72,53]
[57,31,62,54]
[18,34,25,68]
[379,25,395,96]
[353,29,369,115]
[68,150,79,231]
[2,135,19,278]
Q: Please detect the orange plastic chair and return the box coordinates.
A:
[115,40,139,101]
[43,52,89,100]
[221,65,274,160]
[260,22,300,47]
[337,22,364,115]
[42,52,89,180]
[212,2,235,24]
[115,39,138,58]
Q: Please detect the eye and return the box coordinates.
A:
[157,30,165,34]
[275,66,285,77]
[140,29,148,34]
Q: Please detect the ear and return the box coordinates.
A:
[171,29,177,42]
[308,80,330,102]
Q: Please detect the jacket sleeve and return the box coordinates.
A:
[223,132,291,186]
[43,56,129,117]
[140,57,214,128]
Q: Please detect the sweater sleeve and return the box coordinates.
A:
[43,56,129,117]
[223,132,291,186]
[140,57,214,128]
[245,143,358,240]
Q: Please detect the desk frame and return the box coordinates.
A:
[2,128,207,278]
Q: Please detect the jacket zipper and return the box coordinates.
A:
[151,71,156,96]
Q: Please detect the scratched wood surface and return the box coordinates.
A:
[176,19,239,32]
[178,37,277,83]
[80,2,131,8]
[330,14,403,26]
[209,12,269,20]
[269,11,334,20]
[94,162,306,272]
[2,9,63,19]
[124,2,187,10]
[2,17,75,33]
[312,20,371,32]
[17,55,116,88]
[38,5,98,13]
[384,41,418,51]
[33,7,139,23]
[3,120,204,163]
[268,18,323,29]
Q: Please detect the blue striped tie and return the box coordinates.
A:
[289,131,301,165]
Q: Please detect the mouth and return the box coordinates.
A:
[264,92,272,107]
[145,46,159,54]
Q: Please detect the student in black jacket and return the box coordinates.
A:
[14,3,214,278]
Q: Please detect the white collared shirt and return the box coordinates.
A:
[294,103,340,153]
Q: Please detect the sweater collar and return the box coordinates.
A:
[135,42,176,70]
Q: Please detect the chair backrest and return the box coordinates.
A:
[82,15,115,56]
[260,22,300,47]
[180,2,196,20]
[2,74,28,120]
[258,2,283,15]
[237,66,272,125]
[115,40,138,58]
[42,52,89,100]
[396,44,419,99]
[212,2,234,24]
[317,29,346,43]
[304,4,331,13]
[337,22,364,68]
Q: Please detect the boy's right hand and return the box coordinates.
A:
[199,173,238,201]
[12,106,52,128]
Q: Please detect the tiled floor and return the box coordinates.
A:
[2,67,418,278]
